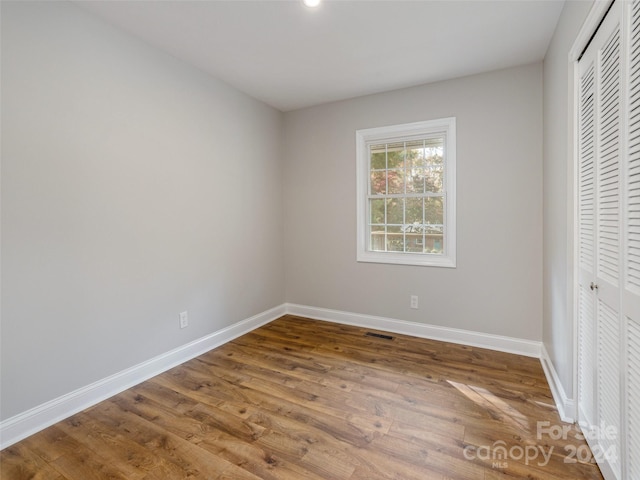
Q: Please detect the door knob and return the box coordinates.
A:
[590,282,599,291]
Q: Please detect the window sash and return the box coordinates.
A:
[366,136,447,255]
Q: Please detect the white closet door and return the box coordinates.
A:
[597,14,623,480]
[578,52,597,431]
[577,2,624,479]
[577,1,640,477]
[625,0,640,477]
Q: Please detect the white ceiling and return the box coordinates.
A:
[79,0,565,112]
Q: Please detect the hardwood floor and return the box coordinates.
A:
[1,315,604,479]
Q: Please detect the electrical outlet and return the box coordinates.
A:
[179,311,188,329]
[410,295,419,309]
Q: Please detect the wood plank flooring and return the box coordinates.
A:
[1,315,604,479]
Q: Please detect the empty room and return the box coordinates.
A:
[1,0,638,479]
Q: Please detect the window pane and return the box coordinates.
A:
[387,226,403,252]
[387,169,405,194]
[405,229,424,253]
[370,146,387,170]
[386,142,405,169]
[407,140,426,168]
[406,169,426,194]
[370,226,385,252]
[370,198,385,224]
[425,197,443,224]
[425,225,444,254]
[425,138,444,165]
[425,166,444,193]
[387,198,404,224]
[370,171,386,195]
[405,197,423,224]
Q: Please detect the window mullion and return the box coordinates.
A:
[385,144,388,252]
[422,196,426,253]
[403,141,407,252]
[385,144,389,197]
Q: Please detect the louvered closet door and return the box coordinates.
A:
[596,9,622,480]
[577,2,624,479]
[577,1,640,478]
[578,39,598,433]
[625,1,640,478]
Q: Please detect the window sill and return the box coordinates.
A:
[357,251,456,268]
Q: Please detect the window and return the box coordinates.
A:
[356,118,456,267]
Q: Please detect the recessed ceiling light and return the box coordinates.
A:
[303,0,321,8]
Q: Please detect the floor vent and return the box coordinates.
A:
[365,332,394,340]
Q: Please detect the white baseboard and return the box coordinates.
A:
[1,302,572,450]
[285,303,542,358]
[540,344,575,423]
[0,304,286,450]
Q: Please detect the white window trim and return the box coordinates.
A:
[356,118,456,268]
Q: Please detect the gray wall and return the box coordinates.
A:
[283,63,543,341]
[1,1,285,420]
[2,0,573,426]
[542,1,592,400]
